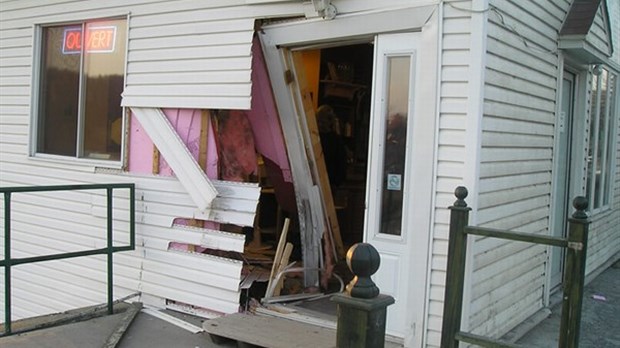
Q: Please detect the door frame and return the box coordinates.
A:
[547,57,589,304]
[258,4,440,346]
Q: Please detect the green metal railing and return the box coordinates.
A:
[1,183,135,335]
[441,186,590,348]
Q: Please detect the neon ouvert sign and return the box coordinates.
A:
[62,25,117,54]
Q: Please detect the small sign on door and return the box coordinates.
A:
[387,174,402,191]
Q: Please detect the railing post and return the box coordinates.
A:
[559,196,589,348]
[440,186,471,348]
[332,243,395,348]
[106,187,114,315]
[4,192,12,335]
[129,184,136,249]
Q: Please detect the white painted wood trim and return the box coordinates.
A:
[402,8,441,347]
[422,2,444,346]
[260,4,437,46]
[545,54,566,307]
[460,0,489,333]
[258,32,319,287]
[130,107,217,211]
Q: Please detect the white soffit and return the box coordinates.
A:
[131,107,217,211]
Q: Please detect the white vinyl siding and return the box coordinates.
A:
[472,0,620,340]
[425,1,475,346]
[1,0,295,320]
[471,0,569,339]
[0,0,304,112]
[585,3,613,58]
[0,164,259,320]
[611,0,620,66]
[122,11,255,109]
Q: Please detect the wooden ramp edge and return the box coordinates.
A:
[203,312,404,348]
[203,312,336,348]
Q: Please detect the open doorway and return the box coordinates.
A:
[254,42,375,319]
[258,33,434,339]
[245,9,438,343]
[299,43,374,250]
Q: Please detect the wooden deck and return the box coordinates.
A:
[202,312,403,348]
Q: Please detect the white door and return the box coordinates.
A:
[364,32,432,341]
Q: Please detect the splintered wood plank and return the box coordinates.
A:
[291,51,345,259]
[272,242,293,296]
[267,218,291,293]
[202,313,337,348]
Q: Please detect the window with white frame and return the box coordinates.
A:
[586,66,617,211]
[35,18,127,161]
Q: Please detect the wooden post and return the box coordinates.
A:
[558,196,589,348]
[332,243,394,348]
[152,147,160,174]
[199,110,210,171]
[440,186,471,348]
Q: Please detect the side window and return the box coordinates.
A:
[379,55,411,236]
[35,18,127,161]
[586,67,617,211]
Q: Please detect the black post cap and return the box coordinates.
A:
[345,243,381,299]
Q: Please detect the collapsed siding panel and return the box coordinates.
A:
[0,112,256,318]
[139,249,243,313]
[0,158,259,319]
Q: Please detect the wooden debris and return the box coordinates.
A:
[291,51,345,259]
[266,218,291,293]
[273,242,293,296]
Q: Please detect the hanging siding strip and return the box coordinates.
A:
[130,107,217,211]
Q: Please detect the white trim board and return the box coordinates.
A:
[260,4,437,46]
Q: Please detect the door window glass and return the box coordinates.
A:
[379,56,410,235]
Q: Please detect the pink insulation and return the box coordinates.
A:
[246,36,292,183]
[128,108,218,178]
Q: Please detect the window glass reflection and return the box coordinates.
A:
[379,56,410,236]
